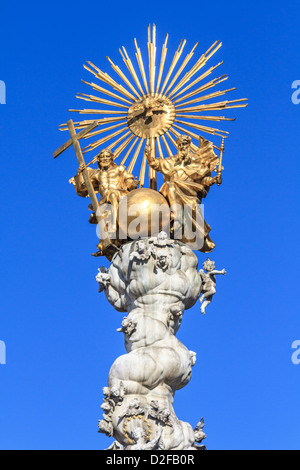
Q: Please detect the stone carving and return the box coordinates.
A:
[96,267,111,293]
[53,26,245,452]
[190,351,197,367]
[131,428,164,450]
[149,400,171,426]
[154,250,169,271]
[97,233,223,449]
[129,240,153,262]
[194,418,206,443]
[194,418,207,450]
[98,383,126,438]
[120,399,145,419]
[199,258,226,314]
[117,317,137,336]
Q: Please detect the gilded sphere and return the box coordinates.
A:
[118,188,170,239]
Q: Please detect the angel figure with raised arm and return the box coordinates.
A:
[145,135,221,252]
[199,258,226,314]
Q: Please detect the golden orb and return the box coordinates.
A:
[118,188,170,239]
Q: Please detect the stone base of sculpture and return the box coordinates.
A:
[96,232,225,450]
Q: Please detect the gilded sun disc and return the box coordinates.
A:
[127,95,175,139]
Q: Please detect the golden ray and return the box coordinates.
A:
[84,134,134,168]
[174,119,229,136]
[175,88,237,108]
[169,127,227,153]
[127,138,144,173]
[106,56,141,99]
[176,114,235,122]
[156,34,169,93]
[119,47,144,96]
[69,109,128,115]
[173,75,228,104]
[84,130,131,157]
[84,62,136,101]
[172,123,227,140]
[167,41,222,98]
[134,38,149,94]
[149,137,157,190]
[156,136,164,159]
[161,134,173,157]
[171,62,224,100]
[113,134,135,159]
[164,42,199,96]
[148,24,157,95]
[82,127,129,153]
[76,93,130,109]
[165,131,177,148]
[82,122,126,139]
[59,116,127,132]
[175,98,248,113]
[139,138,149,187]
[81,80,133,104]
[63,27,247,189]
[108,130,132,150]
[159,39,186,95]
[120,137,139,166]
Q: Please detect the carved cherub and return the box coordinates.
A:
[199,258,226,314]
[120,399,145,419]
[167,305,184,333]
[149,400,171,425]
[96,266,110,292]
[129,239,152,262]
[117,317,137,336]
[110,383,126,404]
[131,427,164,450]
[150,231,173,248]
[154,251,169,271]
[99,383,126,437]
[98,419,113,437]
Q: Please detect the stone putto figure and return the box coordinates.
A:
[199,258,226,314]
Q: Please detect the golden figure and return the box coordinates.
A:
[145,134,221,252]
[71,148,139,255]
[54,26,247,258]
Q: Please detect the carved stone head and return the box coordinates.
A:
[203,258,215,272]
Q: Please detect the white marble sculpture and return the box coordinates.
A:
[96,232,225,450]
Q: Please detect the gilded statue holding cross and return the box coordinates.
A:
[71,148,139,229]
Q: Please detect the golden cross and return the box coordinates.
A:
[53,119,100,213]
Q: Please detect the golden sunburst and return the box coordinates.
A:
[60,24,247,188]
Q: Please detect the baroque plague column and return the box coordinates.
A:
[54,25,247,450]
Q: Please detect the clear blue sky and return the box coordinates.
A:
[0,0,299,450]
